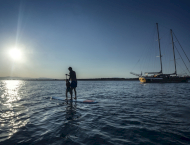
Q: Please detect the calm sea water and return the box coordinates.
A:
[0,80,190,145]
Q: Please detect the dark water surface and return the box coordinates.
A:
[0,80,190,145]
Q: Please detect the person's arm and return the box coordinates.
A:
[68,72,71,81]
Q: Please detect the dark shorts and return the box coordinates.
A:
[71,81,77,88]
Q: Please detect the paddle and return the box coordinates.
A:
[65,74,68,81]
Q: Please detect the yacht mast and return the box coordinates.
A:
[156,23,163,74]
[171,29,177,75]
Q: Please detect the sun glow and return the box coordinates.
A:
[9,48,22,61]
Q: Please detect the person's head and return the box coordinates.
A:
[68,67,72,71]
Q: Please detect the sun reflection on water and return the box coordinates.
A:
[0,80,29,142]
[4,80,22,102]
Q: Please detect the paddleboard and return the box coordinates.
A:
[51,96,98,104]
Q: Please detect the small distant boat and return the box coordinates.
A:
[131,23,190,83]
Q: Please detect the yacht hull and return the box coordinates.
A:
[139,77,188,83]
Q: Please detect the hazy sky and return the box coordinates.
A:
[0,0,190,79]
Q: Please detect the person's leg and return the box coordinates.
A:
[70,88,73,100]
[66,89,68,99]
[74,88,77,99]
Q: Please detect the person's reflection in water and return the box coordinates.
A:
[65,101,77,120]
[60,101,79,140]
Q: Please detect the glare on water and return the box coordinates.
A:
[0,80,28,141]
[0,81,190,144]
[4,80,21,102]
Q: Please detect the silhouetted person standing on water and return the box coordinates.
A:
[68,67,77,100]
[65,79,71,99]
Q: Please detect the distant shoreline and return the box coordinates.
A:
[0,78,139,81]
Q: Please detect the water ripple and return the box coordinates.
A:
[0,80,190,144]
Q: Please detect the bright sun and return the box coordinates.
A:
[9,48,22,61]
